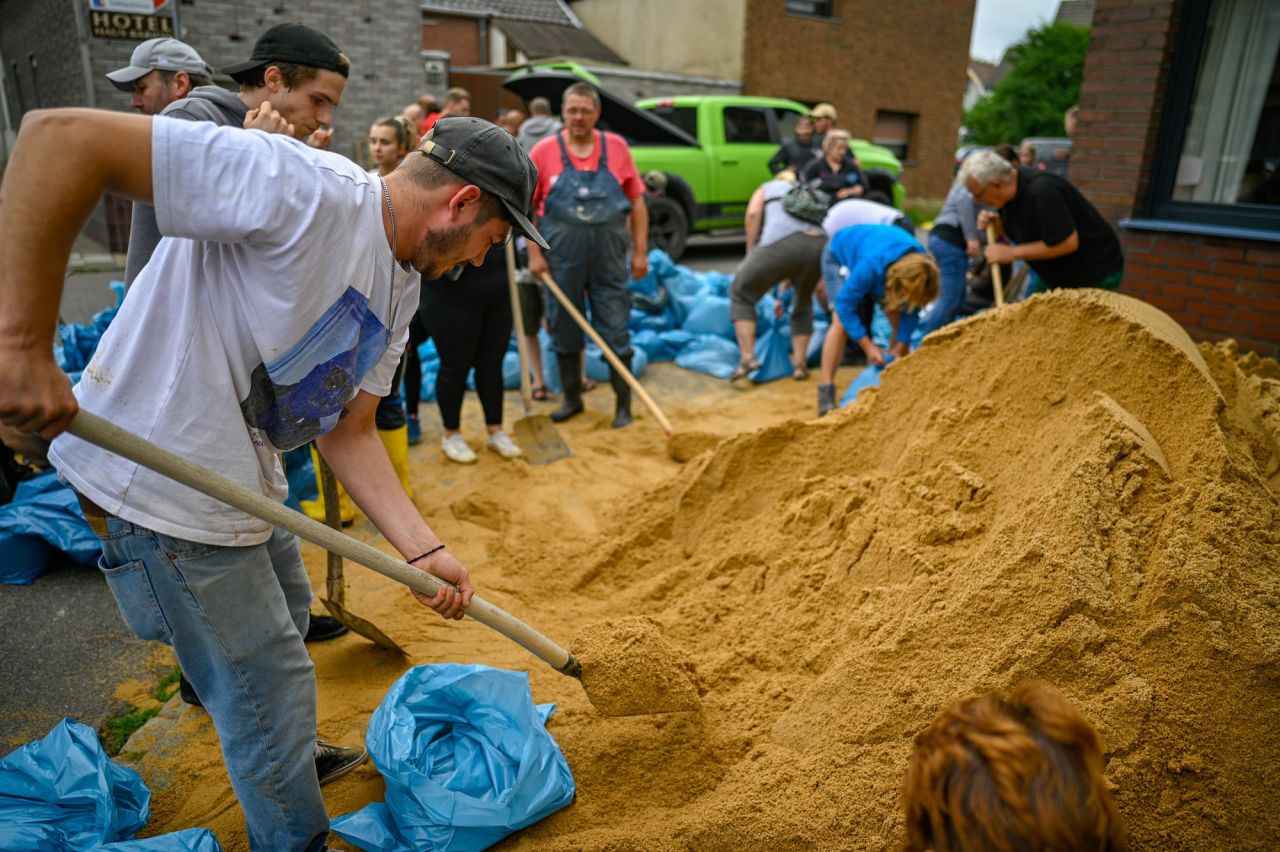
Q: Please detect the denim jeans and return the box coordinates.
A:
[95,515,328,851]
[919,233,970,337]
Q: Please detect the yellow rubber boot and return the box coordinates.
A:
[301,445,355,525]
[378,425,413,498]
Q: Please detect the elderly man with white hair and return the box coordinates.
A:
[960,149,1124,295]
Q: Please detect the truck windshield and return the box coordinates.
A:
[648,105,697,139]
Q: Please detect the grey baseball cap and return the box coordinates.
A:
[419,116,549,250]
[106,38,210,90]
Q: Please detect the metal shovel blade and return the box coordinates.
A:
[321,596,406,655]
[512,414,572,465]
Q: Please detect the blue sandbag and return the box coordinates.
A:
[98,828,223,850]
[633,329,693,363]
[840,356,895,406]
[0,718,150,850]
[750,317,793,384]
[282,446,316,511]
[502,350,522,390]
[675,335,740,379]
[55,282,125,374]
[681,296,733,338]
[0,471,100,586]
[583,344,648,383]
[331,664,575,852]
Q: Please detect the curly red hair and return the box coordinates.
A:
[902,681,1127,852]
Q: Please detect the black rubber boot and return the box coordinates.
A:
[549,353,584,422]
[609,357,633,429]
[817,383,837,417]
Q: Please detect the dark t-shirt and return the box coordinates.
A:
[800,154,864,201]
[1000,167,1124,287]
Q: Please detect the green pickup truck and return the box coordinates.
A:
[503,69,904,260]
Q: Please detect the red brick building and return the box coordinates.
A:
[740,0,975,199]
[1072,0,1280,356]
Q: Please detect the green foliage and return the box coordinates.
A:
[965,22,1090,145]
[101,706,160,756]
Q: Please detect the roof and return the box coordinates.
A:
[1054,0,1095,28]
[494,19,626,65]
[419,0,579,26]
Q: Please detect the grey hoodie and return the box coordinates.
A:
[516,115,562,153]
[124,87,250,286]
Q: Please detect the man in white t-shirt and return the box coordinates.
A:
[0,110,546,852]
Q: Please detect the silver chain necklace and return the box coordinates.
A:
[380,177,397,264]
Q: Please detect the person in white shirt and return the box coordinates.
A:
[0,109,547,851]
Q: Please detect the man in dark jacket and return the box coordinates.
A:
[768,114,817,174]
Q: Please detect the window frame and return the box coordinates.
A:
[1144,0,1280,233]
[785,0,835,20]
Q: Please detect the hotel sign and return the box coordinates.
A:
[88,10,174,40]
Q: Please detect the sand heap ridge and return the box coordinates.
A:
[513,290,1280,850]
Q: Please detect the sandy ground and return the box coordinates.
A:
[122,360,857,850]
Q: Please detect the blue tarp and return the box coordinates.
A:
[332,664,574,852]
[0,717,221,851]
[0,472,100,585]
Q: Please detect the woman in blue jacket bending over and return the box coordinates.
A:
[818,224,939,416]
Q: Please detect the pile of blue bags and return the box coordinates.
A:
[0,717,221,850]
[333,664,575,852]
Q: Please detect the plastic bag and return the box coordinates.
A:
[681,295,733,338]
[97,828,223,850]
[0,717,149,850]
[750,316,793,384]
[674,335,740,379]
[331,664,575,852]
[840,356,895,406]
[55,282,125,375]
[807,320,829,368]
[0,471,101,585]
[584,344,647,383]
[633,329,694,363]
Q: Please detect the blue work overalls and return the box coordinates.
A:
[541,130,635,360]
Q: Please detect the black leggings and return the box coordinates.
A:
[419,271,512,431]
[403,315,427,418]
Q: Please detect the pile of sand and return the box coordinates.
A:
[130,291,1279,850]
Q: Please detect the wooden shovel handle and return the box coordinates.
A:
[505,242,535,416]
[66,410,579,676]
[316,449,345,607]
[986,224,1005,307]
[540,271,675,436]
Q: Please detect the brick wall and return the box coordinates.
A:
[740,0,975,200]
[421,14,481,67]
[1072,0,1280,357]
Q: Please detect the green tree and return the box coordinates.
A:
[965,22,1090,145]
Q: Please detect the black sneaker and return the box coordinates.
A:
[178,673,203,707]
[315,740,368,786]
[304,615,349,643]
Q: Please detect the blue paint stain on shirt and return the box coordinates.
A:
[239,287,390,450]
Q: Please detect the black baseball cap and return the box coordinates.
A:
[419,116,549,250]
[221,23,348,83]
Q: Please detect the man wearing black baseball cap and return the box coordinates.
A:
[0,105,543,851]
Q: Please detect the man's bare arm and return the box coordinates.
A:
[0,109,156,436]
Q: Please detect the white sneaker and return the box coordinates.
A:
[486,430,523,459]
[441,433,477,464]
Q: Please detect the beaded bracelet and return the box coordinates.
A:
[406,543,446,564]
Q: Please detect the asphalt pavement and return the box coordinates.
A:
[0,232,748,757]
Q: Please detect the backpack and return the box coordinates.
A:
[781,182,831,225]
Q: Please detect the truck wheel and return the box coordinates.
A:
[646,195,689,261]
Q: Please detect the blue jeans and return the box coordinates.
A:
[95,515,328,851]
[919,233,969,337]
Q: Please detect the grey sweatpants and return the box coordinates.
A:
[729,231,826,335]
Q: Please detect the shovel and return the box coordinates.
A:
[987,223,1006,307]
[66,409,697,716]
[540,271,676,436]
[504,242,571,464]
[315,451,406,654]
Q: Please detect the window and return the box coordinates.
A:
[786,0,833,17]
[723,106,771,144]
[773,108,805,141]
[873,110,915,161]
[650,105,697,139]
[1147,0,1280,231]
